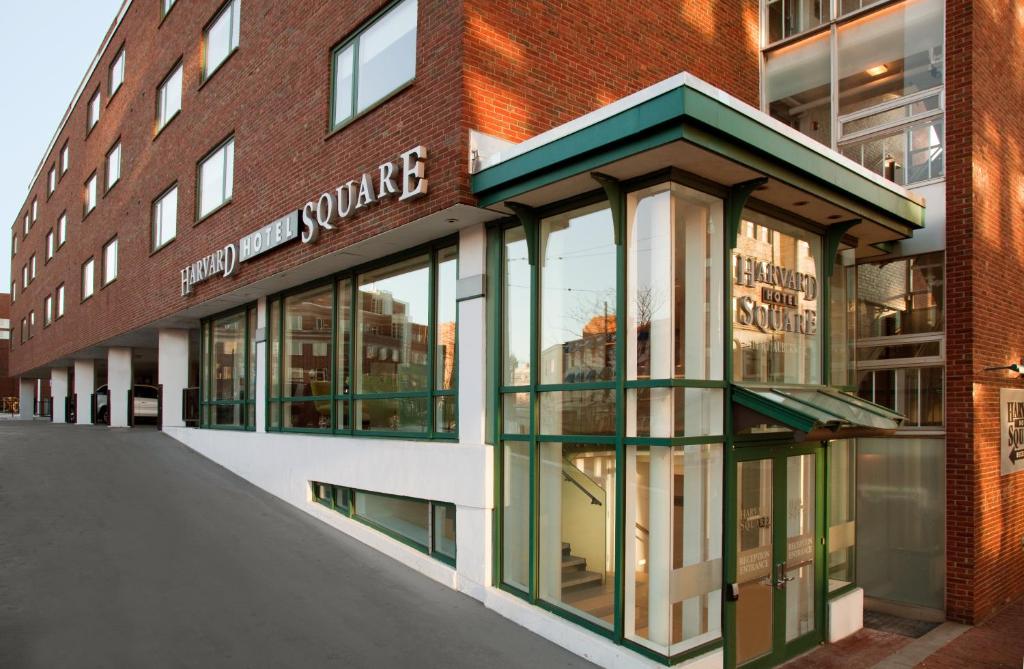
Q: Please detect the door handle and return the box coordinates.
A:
[774,563,795,590]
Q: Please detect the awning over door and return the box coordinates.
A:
[732,385,904,442]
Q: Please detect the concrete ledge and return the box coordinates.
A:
[829,587,865,642]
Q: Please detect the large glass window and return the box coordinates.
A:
[200,305,257,429]
[331,0,417,129]
[765,0,828,45]
[81,258,95,300]
[198,137,234,219]
[828,439,856,591]
[102,237,118,286]
[733,211,822,385]
[268,240,457,437]
[203,0,240,79]
[152,185,178,251]
[156,64,183,132]
[764,31,831,147]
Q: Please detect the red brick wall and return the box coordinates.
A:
[462,0,760,143]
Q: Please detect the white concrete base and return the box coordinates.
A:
[51,369,68,424]
[74,360,96,425]
[108,347,132,428]
[158,329,190,428]
[828,587,864,642]
[18,379,34,420]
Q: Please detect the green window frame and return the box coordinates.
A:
[267,236,458,440]
[202,0,240,81]
[329,0,418,132]
[200,303,257,431]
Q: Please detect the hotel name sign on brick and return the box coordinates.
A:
[180,146,428,296]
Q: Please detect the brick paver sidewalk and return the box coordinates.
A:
[917,597,1024,669]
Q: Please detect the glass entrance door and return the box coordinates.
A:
[732,447,823,668]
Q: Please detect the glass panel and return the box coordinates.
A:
[785,454,815,642]
[857,253,944,337]
[502,393,530,435]
[840,118,943,185]
[332,45,354,126]
[764,31,831,146]
[540,203,616,385]
[336,278,351,397]
[334,399,351,431]
[248,308,256,415]
[213,403,242,426]
[205,0,238,75]
[356,0,417,113]
[212,311,245,403]
[282,400,331,429]
[778,388,899,429]
[355,397,428,432]
[733,212,822,384]
[626,444,723,655]
[538,390,615,436]
[199,141,233,217]
[434,395,457,434]
[829,440,856,591]
[502,441,530,592]
[858,341,940,361]
[503,226,531,385]
[856,437,944,609]
[432,503,456,561]
[269,298,281,399]
[354,490,429,549]
[626,388,724,438]
[837,0,943,116]
[435,246,457,390]
[919,366,943,427]
[766,0,828,44]
[627,183,724,382]
[357,255,430,393]
[830,262,856,387]
[539,443,616,629]
[841,93,941,135]
[283,284,333,412]
[736,458,773,666]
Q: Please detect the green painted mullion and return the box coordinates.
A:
[815,443,827,645]
[613,198,626,644]
[489,225,504,587]
[533,381,615,392]
[427,246,437,435]
[534,434,617,445]
[528,215,539,603]
[330,279,338,431]
[352,391,432,400]
[623,378,728,389]
[722,174,737,668]
[348,274,357,434]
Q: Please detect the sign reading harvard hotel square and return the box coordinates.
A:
[1000,388,1024,475]
[180,146,428,296]
[733,254,818,334]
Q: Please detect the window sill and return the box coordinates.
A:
[198,47,239,92]
[325,79,415,142]
[153,111,181,140]
[82,207,96,221]
[106,86,122,108]
[149,237,176,257]
[105,179,120,195]
[195,198,233,226]
[101,277,117,289]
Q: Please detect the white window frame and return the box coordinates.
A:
[88,89,101,131]
[85,173,98,215]
[197,137,234,220]
[102,237,118,286]
[106,141,122,190]
[156,63,183,132]
[82,258,95,300]
[110,47,126,96]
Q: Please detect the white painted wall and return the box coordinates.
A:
[158,329,190,428]
[828,587,864,642]
[51,368,68,423]
[18,379,34,420]
[73,359,95,425]
[108,347,132,428]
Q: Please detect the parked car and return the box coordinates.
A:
[95,384,159,424]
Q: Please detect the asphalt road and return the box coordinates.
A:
[0,421,594,669]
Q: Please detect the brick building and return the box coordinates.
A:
[7,1,1022,667]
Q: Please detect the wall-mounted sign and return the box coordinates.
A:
[180,146,428,297]
[734,254,818,334]
[1000,387,1024,475]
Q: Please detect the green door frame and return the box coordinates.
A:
[726,441,826,669]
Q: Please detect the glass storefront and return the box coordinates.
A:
[200,304,257,429]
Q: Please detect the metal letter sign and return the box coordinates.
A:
[1000,388,1024,475]
[238,210,300,262]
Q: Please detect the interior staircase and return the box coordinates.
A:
[561,541,603,590]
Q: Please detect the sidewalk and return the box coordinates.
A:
[784,597,1024,669]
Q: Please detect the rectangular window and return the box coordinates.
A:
[200,305,257,429]
[331,0,417,129]
[29,311,35,338]
[152,185,178,251]
[20,318,26,343]
[110,48,125,96]
[60,143,69,175]
[23,213,29,235]
[48,166,56,196]
[56,284,65,318]
[45,230,54,260]
[82,258,95,300]
[57,213,67,247]
[29,255,36,281]
[22,265,28,289]
[103,238,118,285]
[828,439,856,591]
[764,31,831,147]
[32,198,37,222]
[44,295,53,326]
[88,89,101,131]
[106,141,121,190]
[11,231,17,256]
[203,0,240,79]
[765,0,828,44]
[197,137,234,219]
[85,173,98,214]
[280,282,333,430]
[156,63,183,131]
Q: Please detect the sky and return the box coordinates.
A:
[0,0,124,286]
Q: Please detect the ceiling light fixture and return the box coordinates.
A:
[865,64,888,77]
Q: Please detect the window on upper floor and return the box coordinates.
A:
[44,295,53,327]
[57,213,67,247]
[331,0,417,131]
[152,184,178,251]
[60,143,69,175]
[22,264,28,289]
[197,137,234,220]
[106,141,121,191]
[46,230,54,261]
[48,166,56,196]
[110,48,125,96]
[85,173,98,215]
[32,198,38,222]
[20,317,26,343]
[56,283,65,318]
[162,0,177,18]
[88,89,101,132]
[11,281,16,303]
[28,311,35,339]
[156,63,183,132]
[762,0,944,186]
[30,254,36,281]
[203,0,240,80]
[23,213,29,236]
[12,231,17,256]
[82,257,95,300]
[103,237,118,286]
[765,0,828,45]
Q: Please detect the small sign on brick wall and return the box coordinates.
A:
[999,387,1024,475]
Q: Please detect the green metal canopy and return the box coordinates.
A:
[732,385,905,442]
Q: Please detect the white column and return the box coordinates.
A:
[18,379,34,420]
[256,297,268,433]
[51,368,69,423]
[73,359,95,425]
[107,347,132,428]
[159,328,190,428]
[457,224,487,446]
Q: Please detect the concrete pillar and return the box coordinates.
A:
[18,379,34,420]
[159,328,190,429]
[108,347,132,428]
[74,359,96,425]
[457,223,487,447]
[51,368,69,423]
[256,298,268,433]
